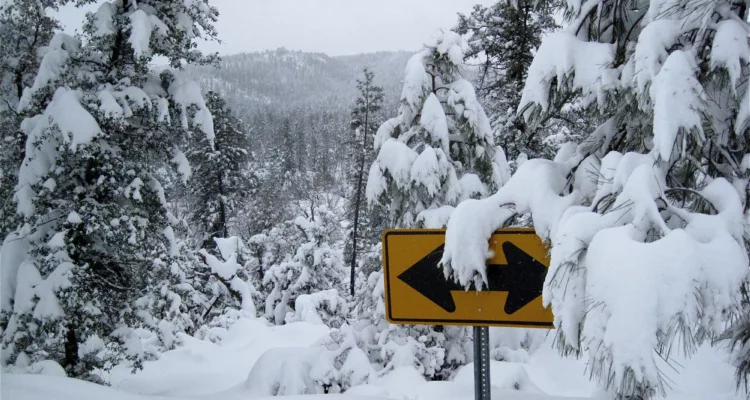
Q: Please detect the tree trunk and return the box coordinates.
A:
[64,323,79,375]
[350,102,370,296]
[217,169,228,238]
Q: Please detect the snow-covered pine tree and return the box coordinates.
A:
[263,204,347,326]
[187,91,253,250]
[441,0,750,398]
[357,31,511,380]
[456,0,562,161]
[723,282,750,393]
[0,0,60,240]
[344,68,385,297]
[1,0,220,377]
[367,30,510,229]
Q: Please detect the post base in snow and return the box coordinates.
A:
[473,326,491,400]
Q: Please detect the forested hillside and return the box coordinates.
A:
[185,49,411,159]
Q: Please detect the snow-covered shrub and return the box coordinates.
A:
[263,204,347,325]
[194,308,257,344]
[199,236,257,322]
[441,1,750,398]
[347,266,452,381]
[285,289,348,328]
[242,347,321,396]
[310,323,377,393]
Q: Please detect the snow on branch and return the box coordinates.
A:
[518,31,616,119]
[650,50,704,162]
[442,148,748,395]
[169,76,215,148]
[441,159,577,289]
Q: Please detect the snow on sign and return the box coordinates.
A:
[382,229,554,328]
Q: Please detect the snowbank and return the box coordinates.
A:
[1,317,744,400]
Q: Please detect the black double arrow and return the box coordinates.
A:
[397,242,547,315]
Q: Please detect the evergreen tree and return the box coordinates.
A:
[356,31,511,380]
[187,91,254,251]
[0,0,60,240]
[1,0,219,377]
[367,31,510,229]
[723,282,750,393]
[344,68,384,297]
[440,0,750,398]
[456,0,575,161]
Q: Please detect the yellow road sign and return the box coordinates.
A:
[382,229,554,328]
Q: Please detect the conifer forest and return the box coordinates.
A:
[1,1,750,399]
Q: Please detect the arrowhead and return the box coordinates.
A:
[499,241,548,315]
[397,244,457,313]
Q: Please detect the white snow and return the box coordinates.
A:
[458,173,487,200]
[16,87,103,216]
[67,211,82,224]
[582,222,747,390]
[47,88,103,151]
[17,34,79,111]
[434,30,465,67]
[650,50,704,162]
[399,52,430,126]
[1,316,744,400]
[410,146,443,197]
[287,289,345,326]
[48,231,66,248]
[171,148,192,183]
[442,159,578,289]
[163,226,180,257]
[492,148,511,188]
[415,205,454,228]
[631,20,685,95]
[98,89,124,118]
[169,78,215,148]
[201,251,240,282]
[373,139,418,191]
[92,3,115,37]
[373,116,400,152]
[148,14,170,37]
[710,19,750,89]
[365,162,386,203]
[420,94,450,153]
[519,31,616,116]
[214,237,244,261]
[1,230,30,312]
[128,10,153,57]
[448,78,494,145]
[124,177,144,202]
[200,240,256,314]
[156,97,171,124]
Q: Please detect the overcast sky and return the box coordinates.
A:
[52,0,496,56]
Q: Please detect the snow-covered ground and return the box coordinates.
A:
[1,316,743,400]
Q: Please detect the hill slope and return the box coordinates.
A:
[187,49,411,116]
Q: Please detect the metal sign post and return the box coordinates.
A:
[473,326,491,400]
[381,228,555,400]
